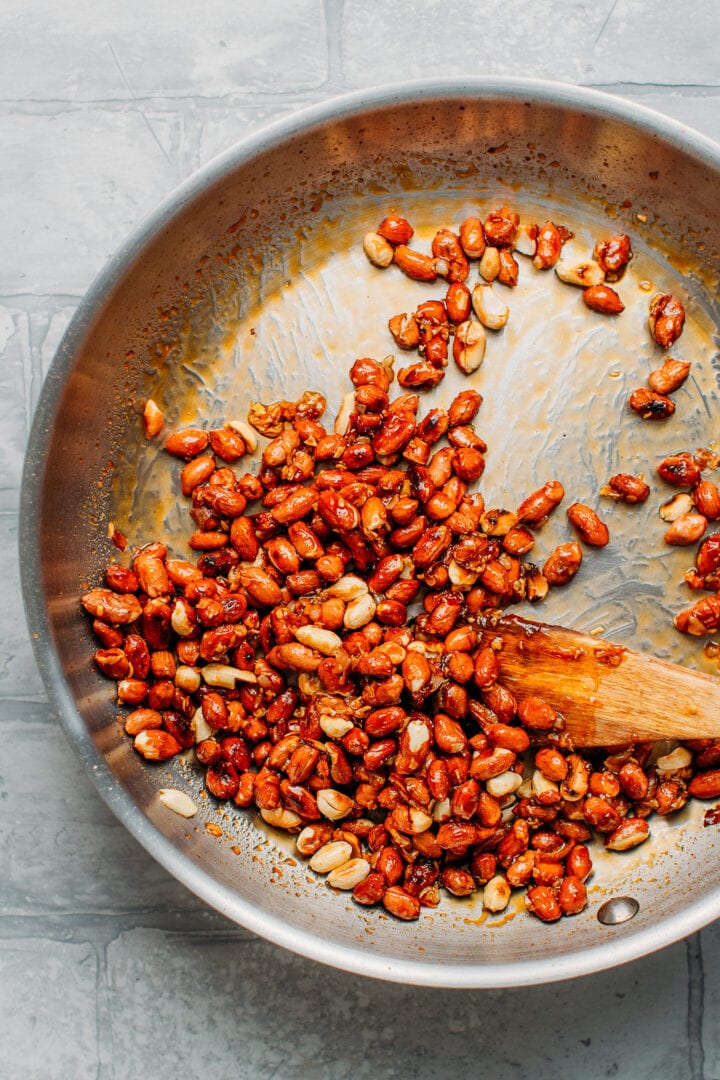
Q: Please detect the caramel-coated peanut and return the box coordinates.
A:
[567,503,610,547]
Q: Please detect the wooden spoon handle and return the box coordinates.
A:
[477,614,720,746]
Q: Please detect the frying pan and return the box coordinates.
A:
[20,78,720,987]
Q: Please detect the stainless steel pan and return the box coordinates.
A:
[21,78,720,987]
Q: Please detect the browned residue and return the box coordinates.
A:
[594,645,627,667]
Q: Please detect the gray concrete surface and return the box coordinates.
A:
[3,1,720,1077]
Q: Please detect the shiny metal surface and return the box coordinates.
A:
[20,78,720,987]
[597,897,641,926]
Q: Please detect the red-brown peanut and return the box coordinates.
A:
[543,542,582,586]
[567,503,610,547]
[649,293,685,347]
[694,481,720,521]
[605,473,650,504]
[657,453,701,487]
[377,215,413,245]
[517,481,564,525]
[383,886,421,920]
[648,358,691,395]
[628,388,675,420]
[583,284,624,314]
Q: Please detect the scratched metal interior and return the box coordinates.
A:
[24,83,720,985]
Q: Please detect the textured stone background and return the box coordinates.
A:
[3,1,720,1077]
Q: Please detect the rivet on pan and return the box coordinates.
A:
[596,896,640,925]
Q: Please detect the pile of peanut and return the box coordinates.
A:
[81,206,720,925]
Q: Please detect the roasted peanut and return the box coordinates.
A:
[95,647,131,680]
[388,312,421,349]
[483,207,519,248]
[496,249,519,287]
[393,245,437,282]
[648,357,691,395]
[696,534,720,577]
[534,747,568,782]
[445,281,472,323]
[542,542,582,586]
[558,876,587,916]
[555,254,604,288]
[526,885,562,922]
[81,589,142,626]
[452,320,486,374]
[165,428,209,459]
[675,594,720,636]
[604,817,649,851]
[124,708,163,736]
[602,473,650,504]
[134,729,181,761]
[567,503,610,547]
[397,361,445,389]
[270,487,318,524]
[471,283,509,329]
[532,221,563,269]
[363,231,394,267]
[628,388,675,420]
[448,389,482,427]
[143,399,164,439]
[583,284,624,314]
[377,215,414,245]
[459,217,486,258]
[664,512,707,546]
[209,426,246,463]
[694,481,720,521]
[688,770,720,799]
[431,229,469,282]
[518,696,557,731]
[657,453,701,487]
[516,481,564,525]
[594,233,632,277]
[483,875,511,913]
[382,886,421,920]
[478,246,500,282]
[649,293,685,347]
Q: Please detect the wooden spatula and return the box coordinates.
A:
[477,613,720,746]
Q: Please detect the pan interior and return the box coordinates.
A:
[26,86,720,984]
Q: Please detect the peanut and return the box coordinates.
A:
[664,512,707,546]
[567,503,610,547]
[594,233,632,277]
[459,217,486,258]
[377,215,414,245]
[602,473,650,504]
[532,221,563,269]
[628,388,675,420]
[393,245,437,282]
[649,293,685,347]
[583,284,624,314]
[452,320,486,374]
[363,231,394,267]
[648,357,691,395]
